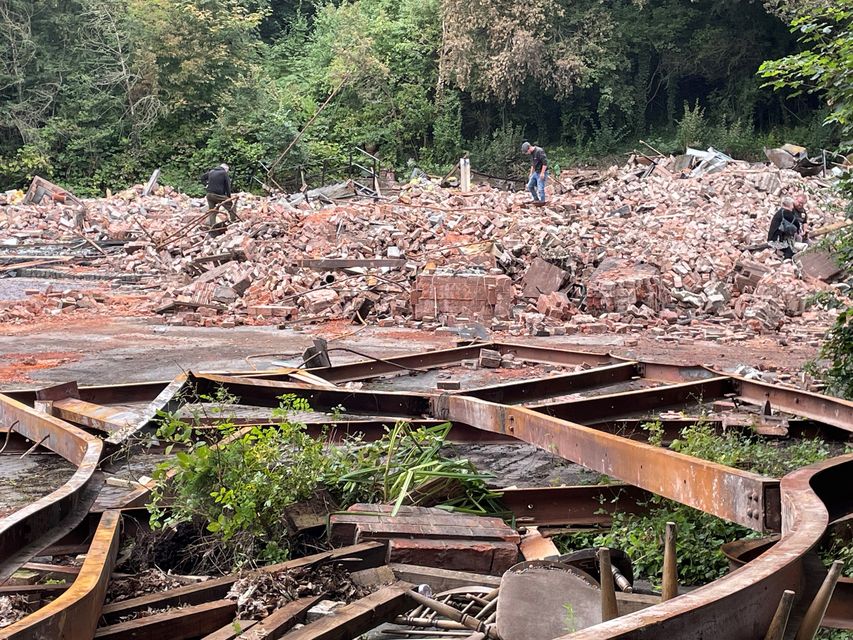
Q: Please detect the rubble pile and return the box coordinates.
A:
[0,160,850,344]
[227,564,370,619]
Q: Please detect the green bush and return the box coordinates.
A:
[467,122,529,179]
[811,308,853,400]
[676,100,708,150]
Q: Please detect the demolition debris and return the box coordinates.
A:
[0,157,850,346]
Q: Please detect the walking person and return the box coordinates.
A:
[521,141,548,203]
[200,163,237,228]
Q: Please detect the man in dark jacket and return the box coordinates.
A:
[201,163,237,228]
[521,141,548,203]
[767,194,806,258]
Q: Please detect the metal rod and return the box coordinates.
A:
[20,434,49,458]
[794,561,844,640]
[612,565,633,593]
[406,590,501,640]
[763,590,795,640]
[661,521,679,601]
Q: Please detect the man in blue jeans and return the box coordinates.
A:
[521,141,548,202]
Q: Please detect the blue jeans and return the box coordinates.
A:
[527,171,547,201]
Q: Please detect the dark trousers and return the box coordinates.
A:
[206,193,237,226]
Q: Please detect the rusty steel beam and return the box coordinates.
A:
[192,373,434,416]
[732,375,853,433]
[433,395,780,532]
[51,398,142,435]
[0,394,103,581]
[530,377,735,423]
[493,343,616,367]
[459,362,641,404]
[2,510,120,640]
[501,484,653,527]
[304,344,491,383]
[105,372,188,445]
[558,454,853,640]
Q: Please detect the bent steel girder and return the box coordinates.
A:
[0,395,103,583]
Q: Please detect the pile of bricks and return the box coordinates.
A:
[0,158,850,339]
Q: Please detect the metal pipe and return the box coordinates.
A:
[406,590,501,640]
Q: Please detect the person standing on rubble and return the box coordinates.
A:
[521,141,548,203]
[200,163,237,228]
[767,193,808,258]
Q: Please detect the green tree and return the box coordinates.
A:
[760,1,853,134]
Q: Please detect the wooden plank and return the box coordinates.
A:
[201,619,258,640]
[100,542,387,624]
[94,599,236,640]
[389,564,501,592]
[241,596,321,640]
[283,584,412,640]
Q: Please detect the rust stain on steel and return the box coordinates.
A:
[460,362,641,404]
[435,395,779,532]
[2,510,120,640]
[0,394,102,572]
[558,454,853,640]
[732,375,853,433]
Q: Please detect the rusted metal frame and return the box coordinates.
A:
[105,372,188,445]
[98,542,388,624]
[500,485,653,527]
[433,394,780,532]
[557,454,853,640]
[299,344,494,383]
[282,583,414,640]
[0,394,103,581]
[732,375,853,433]
[191,373,434,417]
[93,599,238,640]
[2,510,120,640]
[456,362,642,404]
[529,377,736,424]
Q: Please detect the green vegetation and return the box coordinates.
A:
[0,0,837,194]
[556,421,835,587]
[149,391,501,570]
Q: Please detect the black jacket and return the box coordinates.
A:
[201,167,231,196]
[767,207,802,242]
[530,147,547,173]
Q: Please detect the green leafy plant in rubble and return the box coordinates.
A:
[149,390,504,571]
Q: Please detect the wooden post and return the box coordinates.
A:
[598,547,619,621]
[661,521,678,601]
[763,590,795,640]
[794,560,844,640]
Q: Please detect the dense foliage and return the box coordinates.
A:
[149,392,501,571]
[0,0,831,194]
